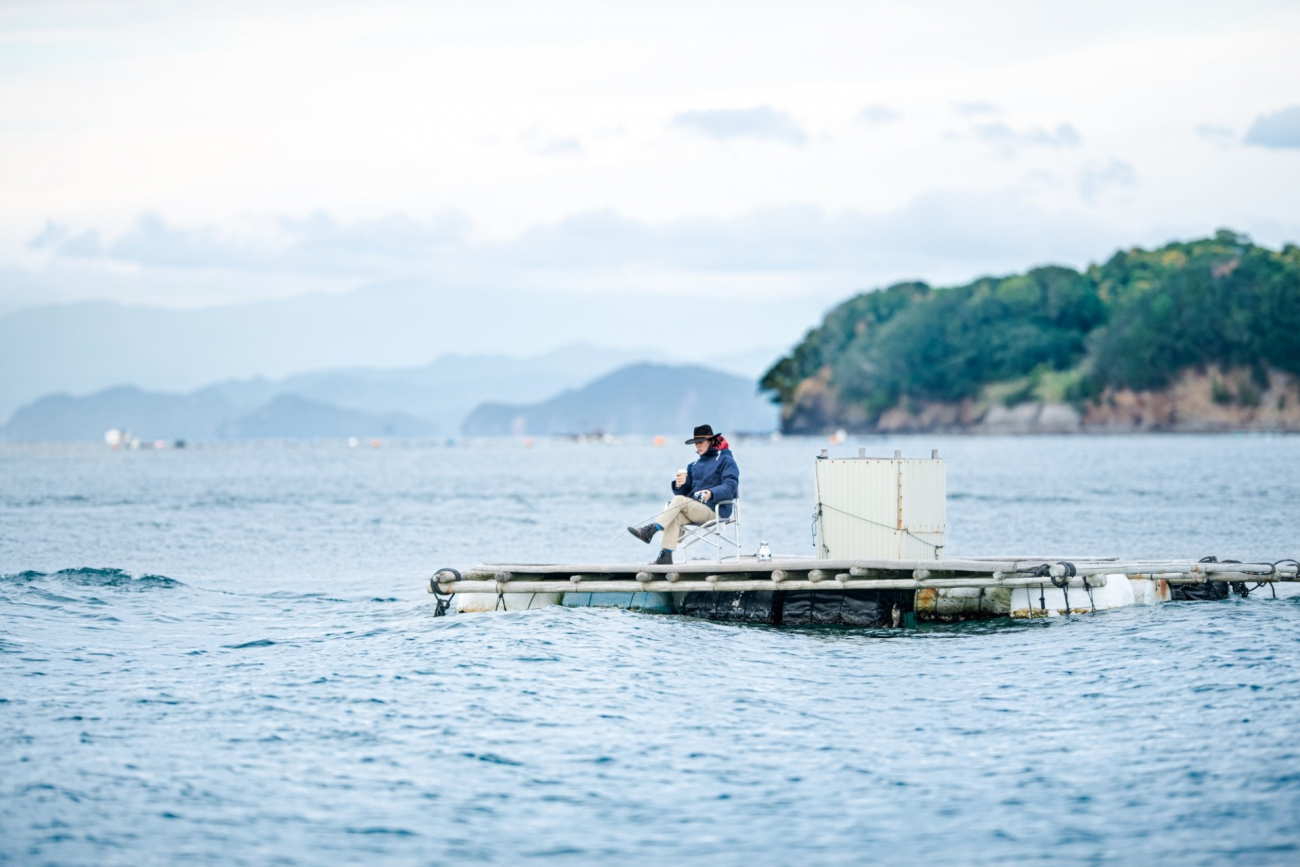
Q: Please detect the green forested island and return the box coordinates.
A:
[760,231,1300,433]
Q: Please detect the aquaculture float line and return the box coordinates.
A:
[428,557,1299,596]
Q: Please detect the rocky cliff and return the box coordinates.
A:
[789,366,1300,434]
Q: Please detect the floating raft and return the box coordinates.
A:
[428,556,1300,623]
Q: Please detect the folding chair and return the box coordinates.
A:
[678,498,741,562]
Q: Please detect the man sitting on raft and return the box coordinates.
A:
[628,424,739,565]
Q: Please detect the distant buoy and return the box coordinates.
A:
[347,437,358,448]
[653,435,666,446]
[523,437,534,447]
[370,438,381,448]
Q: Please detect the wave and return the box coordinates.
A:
[949,492,1082,504]
[0,567,185,589]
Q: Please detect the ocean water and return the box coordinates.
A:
[3,434,1299,864]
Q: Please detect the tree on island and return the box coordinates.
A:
[760,231,1300,431]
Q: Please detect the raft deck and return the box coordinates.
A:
[430,556,1299,596]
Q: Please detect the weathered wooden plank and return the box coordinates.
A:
[1127,570,1291,583]
[473,557,1295,577]
[471,557,1026,575]
[453,560,1297,591]
[435,574,1112,595]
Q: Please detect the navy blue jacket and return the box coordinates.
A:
[671,448,739,520]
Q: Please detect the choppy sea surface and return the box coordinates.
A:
[3,434,1299,865]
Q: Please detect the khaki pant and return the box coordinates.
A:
[654,495,717,550]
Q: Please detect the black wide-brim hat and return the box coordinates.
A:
[686,424,719,444]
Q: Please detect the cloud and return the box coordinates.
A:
[972,121,1081,156]
[31,212,471,275]
[274,212,471,260]
[671,106,808,145]
[954,101,1001,116]
[1244,106,1300,149]
[1195,124,1234,143]
[500,190,1119,276]
[28,221,102,256]
[107,213,256,270]
[534,137,582,155]
[1080,159,1136,205]
[857,104,901,124]
[519,128,583,156]
[29,192,1122,291]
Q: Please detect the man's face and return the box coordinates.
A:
[694,439,709,455]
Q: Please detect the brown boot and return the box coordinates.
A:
[627,524,659,544]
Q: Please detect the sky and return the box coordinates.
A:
[2,0,1299,359]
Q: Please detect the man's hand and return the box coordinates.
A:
[697,490,712,503]
[675,471,688,486]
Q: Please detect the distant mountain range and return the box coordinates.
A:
[219,394,436,439]
[198,344,658,429]
[0,345,647,439]
[0,279,805,423]
[462,363,777,436]
[1,356,777,441]
[1,384,445,442]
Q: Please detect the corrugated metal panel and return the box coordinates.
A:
[899,459,946,560]
[814,457,946,560]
